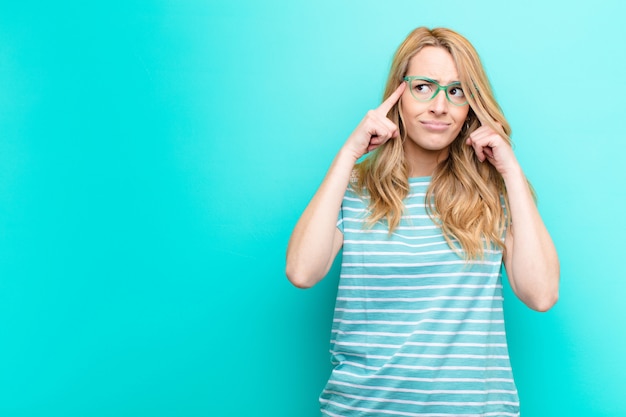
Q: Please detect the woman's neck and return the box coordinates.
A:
[404,146,449,177]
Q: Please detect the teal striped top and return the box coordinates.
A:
[320,177,519,417]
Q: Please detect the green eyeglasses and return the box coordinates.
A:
[403,76,468,106]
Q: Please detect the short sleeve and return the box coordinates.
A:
[336,202,345,234]
[337,169,361,234]
[500,194,509,239]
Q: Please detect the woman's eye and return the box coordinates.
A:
[415,83,433,93]
[449,86,465,97]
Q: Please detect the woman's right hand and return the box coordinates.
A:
[344,82,406,159]
[286,82,406,289]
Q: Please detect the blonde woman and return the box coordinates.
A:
[286,27,559,416]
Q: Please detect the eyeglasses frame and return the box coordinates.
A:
[403,76,469,106]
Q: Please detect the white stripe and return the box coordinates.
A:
[343,211,430,220]
[384,364,511,371]
[337,360,389,370]
[343,249,499,256]
[321,397,519,417]
[395,225,440,231]
[343,228,441,239]
[343,214,438,224]
[342,250,454,256]
[329,349,509,361]
[342,206,367,213]
[324,389,519,408]
[344,191,429,202]
[331,329,505,338]
[331,340,507,349]
[338,360,511,372]
[344,218,439,230]
[395,353,510,360]
[343,240,449,249]
[334,307,502,314]
[320,409,344,417]
[333,319,504,325]
[332,369,513,383]
[331,340,400,349]
[338,284,502,291]
[330,351,511,362]
[343,260,501,267]
[401,214,432,220]
[343,195,367,202]
[342,217,368,223]
[483,413,519,417]
[340,272,497,278]
[330,350,391,360]
[337,296,503,302]
[328,379,518,396]
[404,203,427,209]
[405,341,507,348]
[324,398,427,416]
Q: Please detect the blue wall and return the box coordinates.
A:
[0,1,624,416]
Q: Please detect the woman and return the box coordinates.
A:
[286,27,559,416]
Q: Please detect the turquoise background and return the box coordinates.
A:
[0,1,624,416]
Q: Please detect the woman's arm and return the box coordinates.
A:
[285,149,354,289]
[286,83,406,289]
[501,165,560,311]
[466,127,560,311]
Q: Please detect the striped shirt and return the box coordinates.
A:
[320,177,519,417]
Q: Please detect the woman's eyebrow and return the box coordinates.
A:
[416,75,462,84]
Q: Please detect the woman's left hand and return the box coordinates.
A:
[465,125,520,177]
[467,125,560,311]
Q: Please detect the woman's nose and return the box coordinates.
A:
[429,89,449,114]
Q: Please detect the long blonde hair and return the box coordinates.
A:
[355,27,512,260]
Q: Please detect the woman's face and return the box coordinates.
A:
[400,46,470,169]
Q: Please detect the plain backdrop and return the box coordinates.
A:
[0,1,625,416]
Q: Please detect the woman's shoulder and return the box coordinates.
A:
[344,169,368,200]
[349,168,360,185]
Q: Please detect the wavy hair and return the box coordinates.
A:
[355,27,514,260]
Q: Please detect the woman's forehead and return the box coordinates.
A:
[406,46,460,83]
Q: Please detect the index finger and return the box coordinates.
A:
[376,82,406,115]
